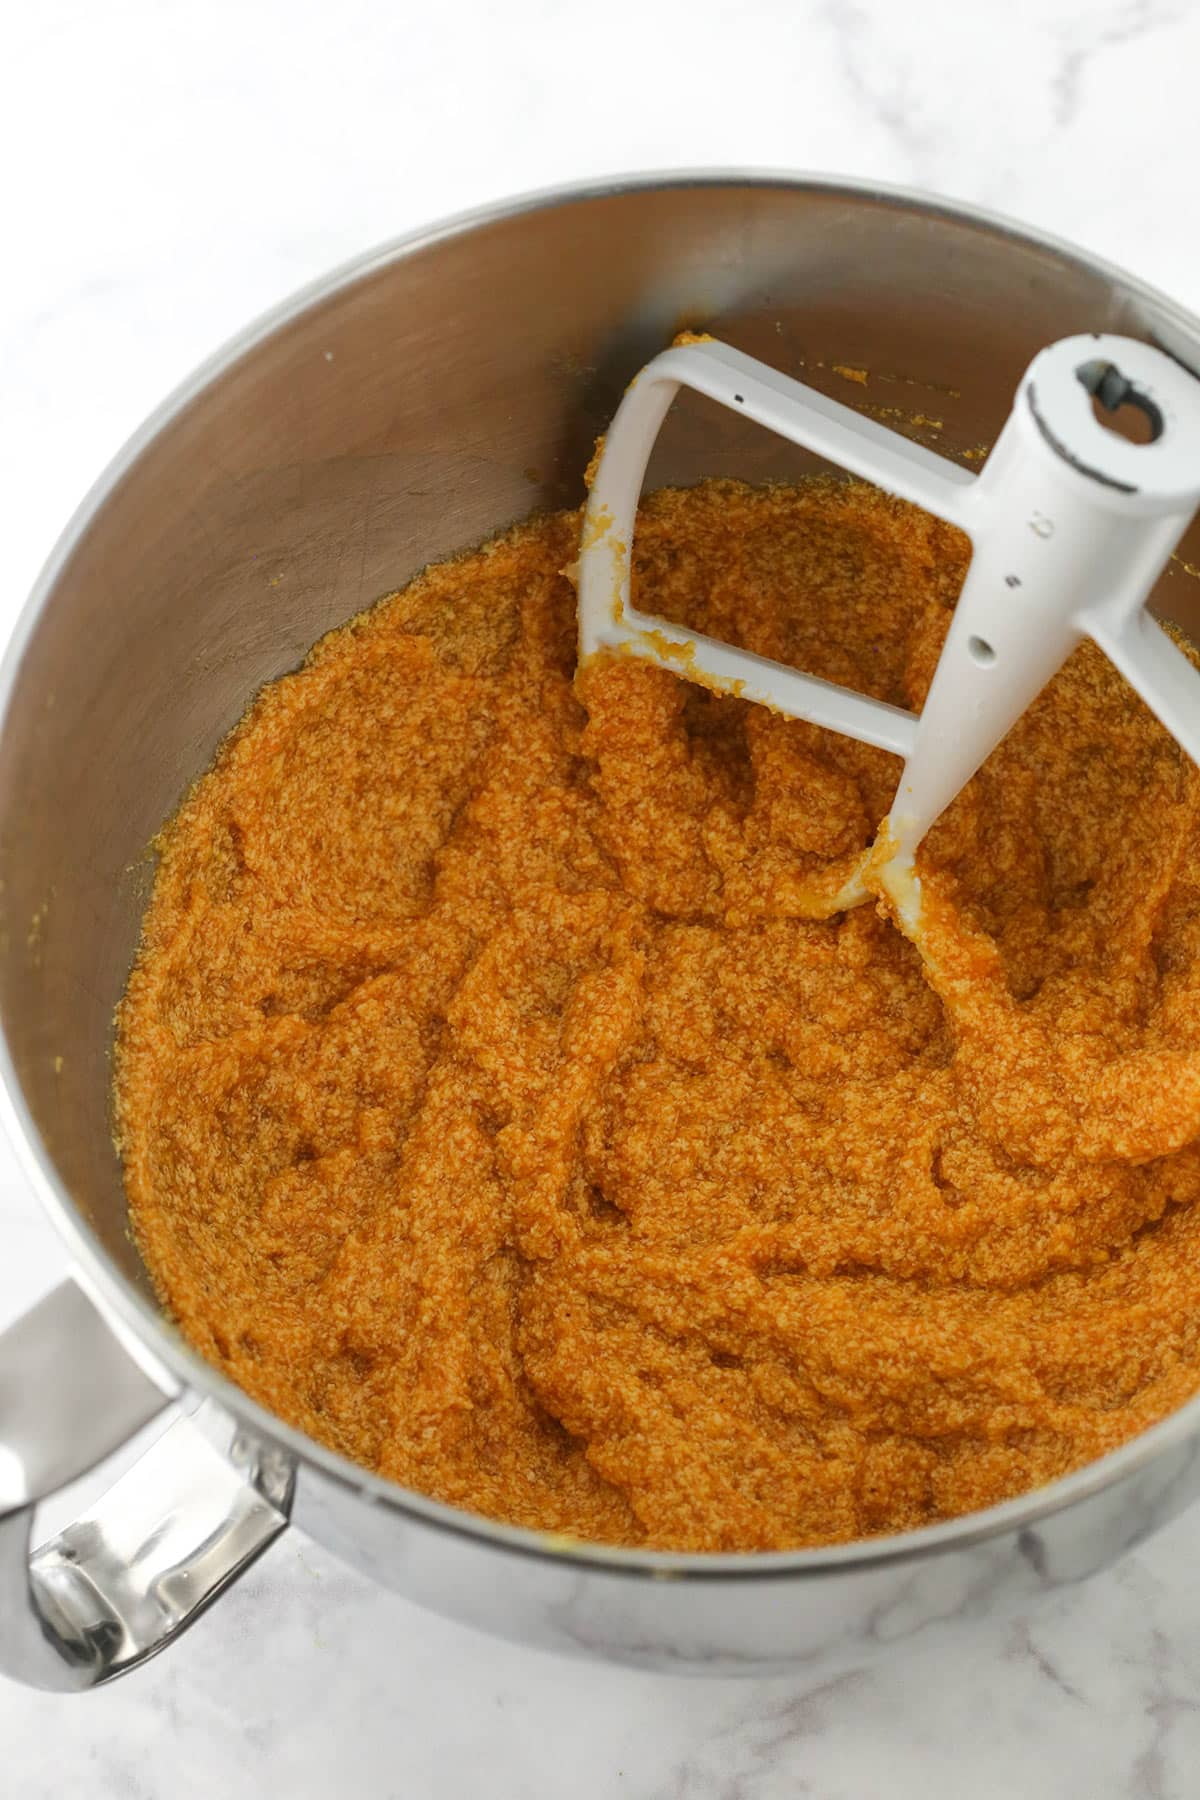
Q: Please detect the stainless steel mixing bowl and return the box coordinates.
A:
[4,173,1200,1690]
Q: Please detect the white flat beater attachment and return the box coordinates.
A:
[578,333,1200,922]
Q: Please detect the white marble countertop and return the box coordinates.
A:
[5,1,1200,1792]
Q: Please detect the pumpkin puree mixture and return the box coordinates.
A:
[115,477,1200,1552]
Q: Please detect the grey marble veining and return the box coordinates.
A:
[3,0,1200,1791]
[3,1519,1200,1798]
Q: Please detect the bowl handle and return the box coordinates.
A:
[0,1278,292,1690]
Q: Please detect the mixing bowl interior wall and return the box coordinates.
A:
[2,178,1200,1295]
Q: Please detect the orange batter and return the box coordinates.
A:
[115,478,1200,1552]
